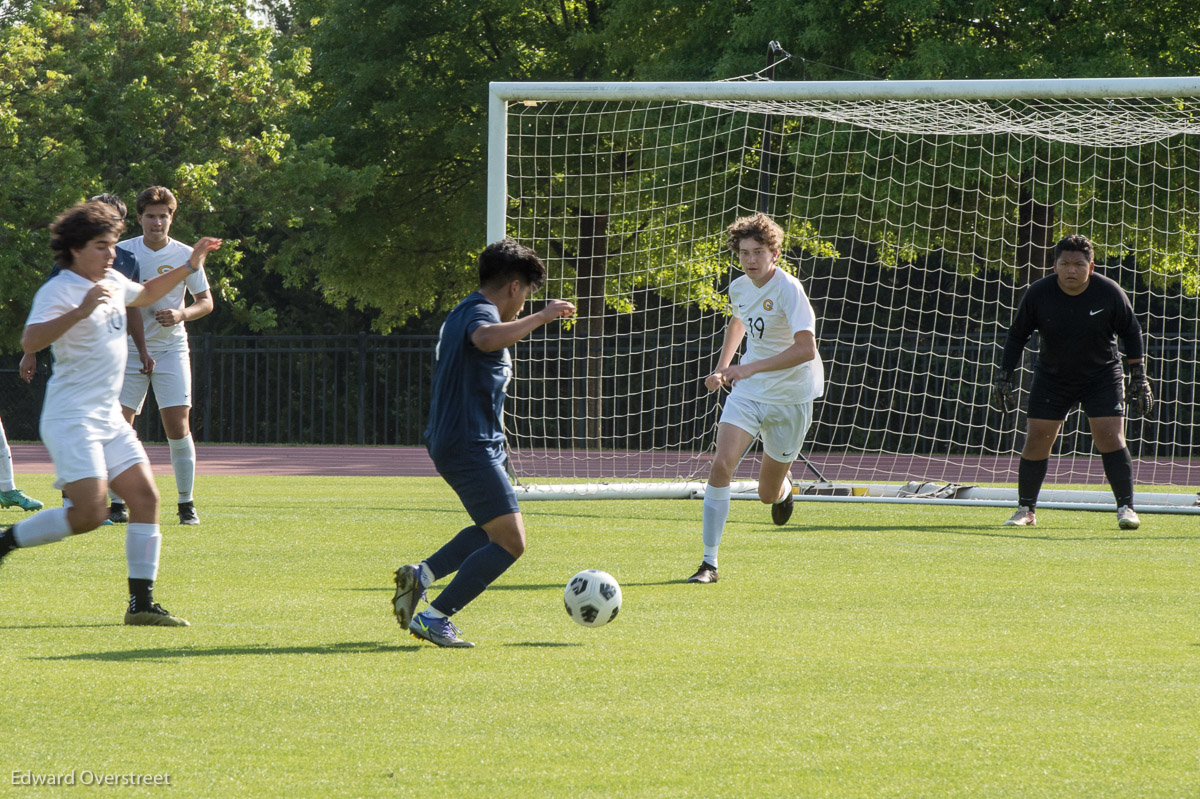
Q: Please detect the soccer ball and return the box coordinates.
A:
[563,570,622,628]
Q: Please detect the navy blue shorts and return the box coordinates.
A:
[437,460,521,526]
[1027,368,1125,421]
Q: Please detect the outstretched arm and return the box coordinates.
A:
[470,299,576,353]
[130,238,221,308]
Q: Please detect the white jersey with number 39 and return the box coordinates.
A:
[727,267,823,404]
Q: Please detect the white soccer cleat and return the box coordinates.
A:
[1116,505,1141,530]
[1003,506,1036,527]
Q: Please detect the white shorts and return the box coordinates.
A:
[121,349,192,413]
[40,416,148,490]
[718,391,814,464]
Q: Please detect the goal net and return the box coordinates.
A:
[488,79,1200,509]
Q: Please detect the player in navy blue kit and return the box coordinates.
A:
[991,234,1153,529]
[392,240,575,647]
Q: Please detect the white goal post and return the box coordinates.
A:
[487,78,1200,512]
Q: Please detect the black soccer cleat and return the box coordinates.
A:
[0,526,14,566]
[108,502,129,524]
[178,501,199,526]
[125,601,190,627]
[686,561,719,584]
[771,490,795,526]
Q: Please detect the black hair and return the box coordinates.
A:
[1053,234,1094,263]
[89,193,127,220]
[478,239,546,291]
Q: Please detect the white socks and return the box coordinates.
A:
[774,475,793,504]
[125,523,162,581]
[0,420,14,492]
[418,561,435,588]
[701,483,732,567]
[12,508,72,547]
[168,435,196,503]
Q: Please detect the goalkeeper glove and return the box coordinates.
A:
[1125,362,1154,418]
[990,370,1018,414]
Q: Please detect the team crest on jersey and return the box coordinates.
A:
[158,264,175,275]
[762,299,774,311]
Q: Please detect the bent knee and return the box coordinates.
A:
[70,505,110,533]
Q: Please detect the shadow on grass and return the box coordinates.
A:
[37,640,416,662]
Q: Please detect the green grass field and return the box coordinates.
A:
[1,474,1197,798]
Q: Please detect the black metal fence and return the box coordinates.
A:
[1,332,1195,460]
[1,334,439,446]
[188,333,437,445]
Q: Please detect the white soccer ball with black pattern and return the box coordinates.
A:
[563,570,622,628]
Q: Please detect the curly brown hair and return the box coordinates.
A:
[48,201,126,267]
[726,213,783,253]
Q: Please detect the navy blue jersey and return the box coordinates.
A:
[46,248,139,282]
[424,292,511,469]
[1001,272,1143,378]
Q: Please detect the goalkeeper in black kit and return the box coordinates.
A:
[991,234,1153,529]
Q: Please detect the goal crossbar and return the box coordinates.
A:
[491,77,1200,103]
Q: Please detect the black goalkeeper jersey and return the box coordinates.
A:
[1001,272,1143,379]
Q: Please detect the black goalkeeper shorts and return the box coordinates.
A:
[1026,368,1125,421]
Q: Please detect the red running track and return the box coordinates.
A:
[9,444,1197,486]
[9,444,440,478]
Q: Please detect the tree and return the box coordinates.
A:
[287,0,1200,329]
[285,0,751,330]
[0,0,375,348]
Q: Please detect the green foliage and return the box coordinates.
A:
[286,0,1200,328]
[713,0,1200,81]
[0,0,373,347]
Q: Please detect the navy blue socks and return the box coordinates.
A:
[423,525,489,581]
[430,543,517,617]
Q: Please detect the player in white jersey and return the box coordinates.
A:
[687,213,824,584]
[0,200,221,626]
[29,193,140,521]
[109,186,213,526]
